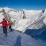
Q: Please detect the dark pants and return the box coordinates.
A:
[3,26,7,36]
[9,26,12,31]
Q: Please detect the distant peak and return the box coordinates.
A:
[42,9,45,13]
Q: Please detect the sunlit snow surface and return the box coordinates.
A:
[0,7,46,32]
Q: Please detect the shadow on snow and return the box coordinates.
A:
[14,35,22,46]
[24,25,46,41]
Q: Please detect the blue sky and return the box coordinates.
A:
[0,0,46,10]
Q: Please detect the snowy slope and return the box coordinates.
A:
[0,26,46,46]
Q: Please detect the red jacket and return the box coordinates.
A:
[0,20,7,27]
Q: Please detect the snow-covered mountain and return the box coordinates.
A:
[0,7,46,46]
[0,7,46,33]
